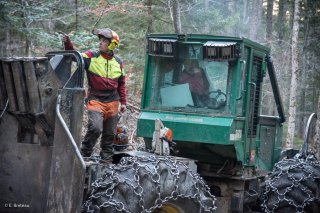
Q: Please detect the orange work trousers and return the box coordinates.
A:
[81,100,119,160]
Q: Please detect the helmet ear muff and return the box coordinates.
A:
[108,39,119,51]
[108,42,116,51]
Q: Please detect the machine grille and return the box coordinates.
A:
[248,56,263,137]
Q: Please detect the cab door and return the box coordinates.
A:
[246,51,266,165]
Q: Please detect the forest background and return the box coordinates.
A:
[0,0,319,148]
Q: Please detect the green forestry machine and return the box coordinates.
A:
[0,34,319,213]
[136,34,320,212]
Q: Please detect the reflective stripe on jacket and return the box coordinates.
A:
[82,52,123,79]
[82,51,126,105]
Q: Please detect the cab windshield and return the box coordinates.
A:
[146,56,234,115]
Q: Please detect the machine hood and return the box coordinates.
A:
[137,111,234,145]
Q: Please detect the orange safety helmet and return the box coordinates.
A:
[93,28,120,50]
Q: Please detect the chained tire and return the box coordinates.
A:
[83,156,216,213]
[262,154,320,213]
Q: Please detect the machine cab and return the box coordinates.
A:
[138,34,285,173]
[142,36,240,116]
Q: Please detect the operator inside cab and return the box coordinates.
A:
[178,59,210,108]
[151,56,228,112]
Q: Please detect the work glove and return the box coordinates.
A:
[61,34,74,50]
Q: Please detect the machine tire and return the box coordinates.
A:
[83,156,216,213]
[262,155,320,213]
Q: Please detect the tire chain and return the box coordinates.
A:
[83,155,217,213]
[261,154,320,213]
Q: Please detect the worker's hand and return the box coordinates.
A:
[120,104,127,113]
[58,31,70,44]
[62,34,70,43]
[60,33,74,50]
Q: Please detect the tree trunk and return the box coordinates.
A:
[75,0,78,31]
[247,0,253,39]
[5,30,11,57]
[22,0,31,56]
[266,0,274,44]
[172,0,182,34]
[203,0,210,34]
[25,39,31,57]
[277,0,285,46]
[239,0,248,38]
[146,0,153,33]
[285,0,301,149]
[289,0,295,33]
[315,96,320,160]
[298,0,311,139]
[249,0,263,41]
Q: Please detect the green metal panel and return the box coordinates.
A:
[147,34,243,42]
[256,116,283,171]
[273,118,283,165]
[234,141,245,164]
[258,126,275,171]
[229,59,242,115]
[137,111,233,145]
[140,48,151,109]
[241,46,253,165]
[242,48,268,166]
[175,143,238,164]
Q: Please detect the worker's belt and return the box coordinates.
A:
[89,89,116,97]
[88,89,119,103]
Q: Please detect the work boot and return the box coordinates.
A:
[80,148,92,158]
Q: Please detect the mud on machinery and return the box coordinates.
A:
[0,34,319,213]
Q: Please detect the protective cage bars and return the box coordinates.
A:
[0,57,47,115]
[248,56,263,137]
[148,38,177,57]
[0,57,55,146]
[203,41,240,61]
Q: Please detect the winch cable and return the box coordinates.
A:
[300,113,317,158]
[0,99,9,122]
[91,2,111,34]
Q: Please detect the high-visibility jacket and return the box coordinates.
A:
[82,51,126,105]
[64,39,126,105]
